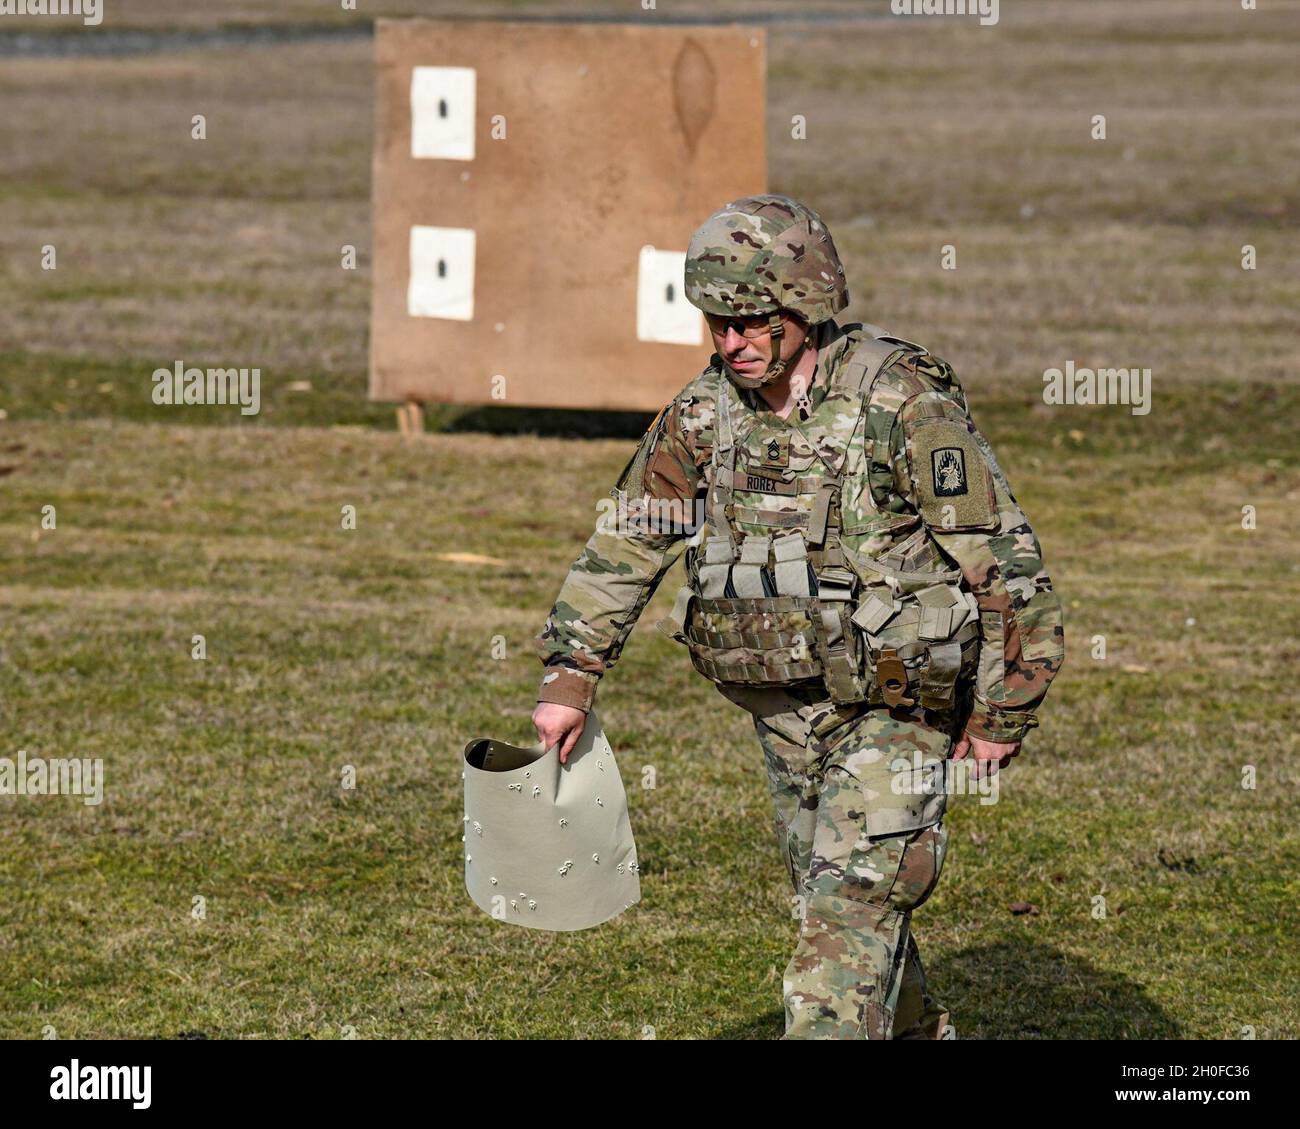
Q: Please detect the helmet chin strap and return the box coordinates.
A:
[725,311,794,390]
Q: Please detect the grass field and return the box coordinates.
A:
[1,0,1298,1039]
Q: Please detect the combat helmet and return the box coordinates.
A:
[684,193,849,388]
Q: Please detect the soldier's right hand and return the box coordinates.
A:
[532,702,587,765]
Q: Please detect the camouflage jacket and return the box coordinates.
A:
[535,320,1065,742]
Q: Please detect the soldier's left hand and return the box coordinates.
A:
[952,732,1021,778]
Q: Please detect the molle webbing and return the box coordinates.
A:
[731,505,809,529]
[807,480,840,548]
[670,329,964,705]
[705,329,905,552]
[691,654,822,685]
[706,366,739,558]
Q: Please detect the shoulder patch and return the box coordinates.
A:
[908,417,997,531]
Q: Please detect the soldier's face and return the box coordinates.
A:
[705,312,810,377]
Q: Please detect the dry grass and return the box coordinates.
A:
[1,383,1297,1038]
[1,1,1296,389]
[0,0,1297,1040]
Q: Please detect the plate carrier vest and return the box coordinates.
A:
[657,327,982,711]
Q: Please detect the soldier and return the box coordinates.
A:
[532,194,1064,1039]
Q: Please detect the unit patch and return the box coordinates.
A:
[931,447,967,496]
[909,417,998,531]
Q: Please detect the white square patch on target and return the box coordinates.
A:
[410,66,476,160]
[408,226,475,320]
[637,247,703,346]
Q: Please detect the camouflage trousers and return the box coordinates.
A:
[718,683,956,1040]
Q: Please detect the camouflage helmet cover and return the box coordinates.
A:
[684,193,849,325]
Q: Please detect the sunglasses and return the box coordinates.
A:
[704,313,779,340]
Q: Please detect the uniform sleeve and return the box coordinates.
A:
[533,393,707,713]
[891,374,1065,743]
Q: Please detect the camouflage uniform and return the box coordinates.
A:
[535,196,1064,1038]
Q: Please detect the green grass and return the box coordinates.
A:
[1,378,1297,1038]
[1,0,1298,1039]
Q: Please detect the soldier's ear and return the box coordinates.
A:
[784,314,812,353]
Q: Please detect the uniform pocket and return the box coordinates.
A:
[846,758,949,912]
[848,757,948,839]
[806,758,949,909]
[884,822,947,913]
[1013,594,1064,665]
[976,610,1005,698]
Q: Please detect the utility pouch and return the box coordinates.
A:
[842,541,980,712]
[660,535,869,703]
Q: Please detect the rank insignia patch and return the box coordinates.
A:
[759,434,790,468]
[931,447,967,496]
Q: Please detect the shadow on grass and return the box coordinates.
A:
[439,404,656,440]
[938,941,1179,1039]
[714,941,1178,1040]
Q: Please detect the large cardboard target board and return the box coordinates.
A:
[369,19,767,412]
